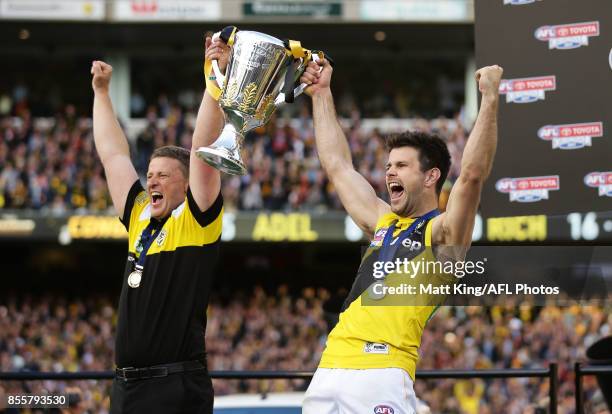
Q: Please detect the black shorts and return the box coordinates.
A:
[110,370,214,414]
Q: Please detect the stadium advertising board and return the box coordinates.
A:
[113,0,221,21]
[2,211,611,243]
[475,0,612,219]
[0,0,104,20]
[360,0,471,22]
[243,1,342,17]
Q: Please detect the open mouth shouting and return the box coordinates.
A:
[388,181,405,201]
[151,191,164,208]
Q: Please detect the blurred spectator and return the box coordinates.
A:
[1,102,467,213]
[1,291,610,413]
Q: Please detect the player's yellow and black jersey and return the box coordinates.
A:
[319,212,454,380]
[115,180,223,368]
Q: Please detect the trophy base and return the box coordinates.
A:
[196,146,247,176]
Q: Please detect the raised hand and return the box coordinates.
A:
[205,36,231,73]
[300,58,332,97]
[91,60,113,94]
[475,65,503,98]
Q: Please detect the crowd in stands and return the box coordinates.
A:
[0,290,610,413]
[0,96,467,213]
[4,88,609,414]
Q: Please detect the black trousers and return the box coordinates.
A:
[110,370,214,414]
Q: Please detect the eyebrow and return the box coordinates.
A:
[386,160,408,167]
[147,171,170,176]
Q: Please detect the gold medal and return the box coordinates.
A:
[128,270,142,288]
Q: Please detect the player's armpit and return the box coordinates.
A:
[431,172,483,249]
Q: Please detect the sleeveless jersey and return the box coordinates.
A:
[319,212,454,380]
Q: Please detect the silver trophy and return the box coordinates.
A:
[196,27,322,175]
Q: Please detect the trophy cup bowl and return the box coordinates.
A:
[196,28,321,175]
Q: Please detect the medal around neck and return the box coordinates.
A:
[129,223,159,289]
[128,265,143,288]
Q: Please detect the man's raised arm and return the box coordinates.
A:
[91,60,139,218]
[432,65,503,247]
[188,36,229,212]
[302,60,389,237]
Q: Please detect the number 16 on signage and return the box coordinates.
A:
[567,212,600,240]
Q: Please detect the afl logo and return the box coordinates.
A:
[496,175,560,202]
[499,76,556,103]
[374,405,395,414]
[584,172,612,197]
[535,21,599,50]
[537,122,603,150]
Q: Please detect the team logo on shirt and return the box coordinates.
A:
[374,405,395,414]
[535,21,600,49]
[370,228,389,247]
[504,0,540,4]
[496,176,560,202]
[584,172,612,197]
[537,122,604,150]
[499,76,556,103]
[156,228,168,246]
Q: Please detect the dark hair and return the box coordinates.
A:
[150,146,190,178]
[385,131,451,194]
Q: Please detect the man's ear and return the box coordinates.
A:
[425,168,441,189]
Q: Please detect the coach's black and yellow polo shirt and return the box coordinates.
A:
[115,180,223,368]
[319,212,454,381]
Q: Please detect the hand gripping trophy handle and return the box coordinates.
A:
[204,26,237,100]
[197,26,327,176]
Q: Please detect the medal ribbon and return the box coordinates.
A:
[377,209,440,274]
[134,220,161,271]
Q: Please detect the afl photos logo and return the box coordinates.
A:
[584,172,612,197]
[537,122,604,150]
[496,176,560,202]
[499,76,556,103]
[535,21,600,49]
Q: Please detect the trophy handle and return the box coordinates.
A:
[204,26,237,99]
[211,59,226,89]
[275,52,324,107]
[293,52,323,97]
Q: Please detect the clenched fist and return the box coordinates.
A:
[475,65,503,98]
[300,58,332,97]
[91,60,113,94]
